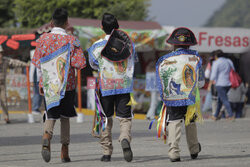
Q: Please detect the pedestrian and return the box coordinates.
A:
[145,61,159,120]
[208,50,235,120]
[228,82,248,118]
[156,27,204,162]
[204,51,226,118]
[29,49,43,115]
[202,55,214,113]
[32,8,86,163]
[87,13,137,162]
[0,45,27,124]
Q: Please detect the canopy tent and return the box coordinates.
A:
[37,18,168,52]
[0,18,168,55]
[74,26,167,52]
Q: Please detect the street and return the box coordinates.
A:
[0,114,250,167]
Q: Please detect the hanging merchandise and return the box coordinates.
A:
[6,39,20,50]
[0,35,8,45]
[11,34,36,41]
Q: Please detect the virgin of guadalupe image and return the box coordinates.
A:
[183,65,195,88]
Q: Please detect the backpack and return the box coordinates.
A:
[230,69,242,88]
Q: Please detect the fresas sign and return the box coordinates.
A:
[191,27,250,53]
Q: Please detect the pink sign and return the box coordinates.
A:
[87,77,96,89]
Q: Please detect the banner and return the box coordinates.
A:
[74,26,168,51]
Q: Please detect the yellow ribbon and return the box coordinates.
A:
[127,93,138,106]
[185,87,203,126]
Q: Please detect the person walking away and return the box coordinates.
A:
[209,50,235,120]
[32,8,86,163]
[202,55,214,113]
[88,13,137,162]
[208,51,225,118]
[29,49,43,115]
[0,45,28,124]
[156,27,204,162]
[228,82,248,118]
[145,61,159,120]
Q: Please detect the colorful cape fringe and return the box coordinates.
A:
[149,87,203,143]
[127,93,138,106]
[185,87,203,126]
[148,104,167,144]
[157,104,167,144]
[93,89,107,134]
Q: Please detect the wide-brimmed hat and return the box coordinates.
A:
[167,27,197,46]
[101,29,132,62]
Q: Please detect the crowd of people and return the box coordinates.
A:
[0,7,249,164]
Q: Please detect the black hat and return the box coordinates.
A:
[167,27,197,46]
[101,29,132,62]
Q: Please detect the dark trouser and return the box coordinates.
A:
[230,102,244,118]
[100,93,132,118]
[214,86,233,118]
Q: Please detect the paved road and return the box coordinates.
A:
[0,114,250,167]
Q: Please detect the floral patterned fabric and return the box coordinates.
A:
[32,28,86,91]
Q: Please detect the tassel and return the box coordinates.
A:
[95,123,100,134]
[148,119,155,129]
[127,93,138,106]
[185,87,203,126]
[164,126,167,144]
[157,104,166,138]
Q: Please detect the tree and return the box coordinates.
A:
[205,0,250,28]
[13,0,150,28]
[0,0,16,27]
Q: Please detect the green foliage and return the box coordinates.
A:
[42,69,50,98]
[103,0,150,21]
[12,0,150,28]
[160,67,177,96]
[205,0,250,28]
[0,0,15,27]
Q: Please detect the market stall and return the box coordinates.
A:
[0,29,38,114]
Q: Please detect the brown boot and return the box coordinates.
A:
[61,144,71,163]
[41,132,51,162]
[4,118,10,124]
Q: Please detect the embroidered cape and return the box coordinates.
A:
[40,44,70,110]
[88,37,136,96]
[156,49,202,106]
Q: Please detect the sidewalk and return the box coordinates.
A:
[1,114,250,167]
[0,108,148,121]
